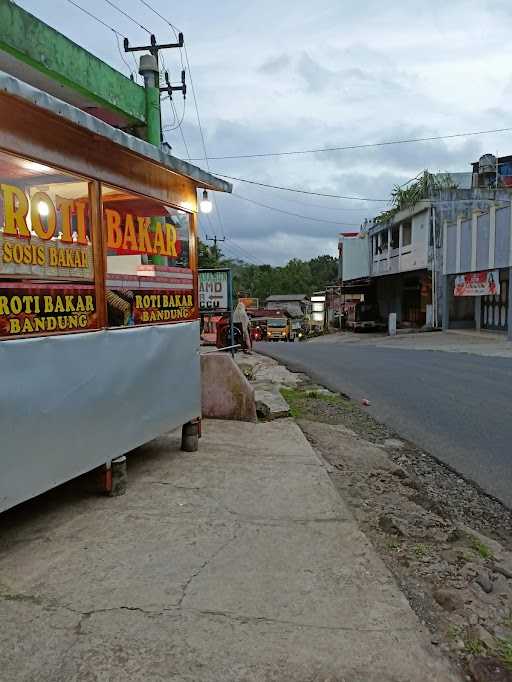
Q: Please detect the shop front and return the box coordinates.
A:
[0,74,230,512]
[443,204,512,338]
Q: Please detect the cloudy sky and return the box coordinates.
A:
[15,0,512,264]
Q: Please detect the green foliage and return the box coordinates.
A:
[496,638,512,670]
[198,240,338,300]
[464,638,485,655]
[375,171,459,225]
[280,387,348,419]
[470,536,494,560]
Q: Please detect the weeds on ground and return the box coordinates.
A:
[464,638,485,655]
[470,536,494,560]
[385,539,402,552]
[413,543,430,558]
[280,387,349,420]
[446,624,462,641]
[496,638,512,670]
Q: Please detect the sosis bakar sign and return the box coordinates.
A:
[0,183,94,281]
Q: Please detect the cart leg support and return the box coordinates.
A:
[181,419,199,452]
[109,455,128,497]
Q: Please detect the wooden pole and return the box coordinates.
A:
[89,180,107,328]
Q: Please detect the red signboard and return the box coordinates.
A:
[454,270,500,297]
[0,283,97,337]
[107,287,195,327]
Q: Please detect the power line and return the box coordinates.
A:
[63,0,126,37]
[242,187,374,212]
[215,173,388,201]
[231,193,362,226]
[191,126,512,161]
[137,0,186,70]
[114,32,136,79]
[64,0,140,80]
[102,0,152,34]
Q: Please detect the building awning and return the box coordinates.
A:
[0,71,231,193]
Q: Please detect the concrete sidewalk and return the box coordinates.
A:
[0,419,459,681]
[311,328,512,358]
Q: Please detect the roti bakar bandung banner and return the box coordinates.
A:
[0,284,97,337]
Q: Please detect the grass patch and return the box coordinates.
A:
[280,387,350,420]
[385,539,402,552]
[446,624,462,641]
[464,638,485,655]
[413,543,430,558]
[470,536,494,560]
[496,638,512,670]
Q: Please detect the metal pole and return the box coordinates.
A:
[139,54,165,265]
[228,270,235,356]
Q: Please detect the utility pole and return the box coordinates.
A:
[205,235,226,249]
[128,35,186,266]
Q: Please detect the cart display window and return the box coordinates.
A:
[0,149,96,337]
[102,184,195,328]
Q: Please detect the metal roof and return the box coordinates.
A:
[265,294,308,302]
[0,70,232,194]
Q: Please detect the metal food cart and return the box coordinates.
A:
[0,73,231,512]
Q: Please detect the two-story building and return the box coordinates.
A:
[340,156,512,333]
[369,202,432,327]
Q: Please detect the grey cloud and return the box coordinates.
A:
[258,53,291,74]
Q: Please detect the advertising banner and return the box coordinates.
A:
[0,283,97,337]
[199,269,229,312]
[238,297,259,309]
[107,287,195,327]
[454,270,500,297]
[0,183,93,282]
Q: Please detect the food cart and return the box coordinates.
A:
[0,73,231,512]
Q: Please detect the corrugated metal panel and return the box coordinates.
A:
[0,321,200,512]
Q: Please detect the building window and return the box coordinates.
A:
[402,221,412,247]
[0,148,96,339]
[101,184,194,328]
[390,225,400,249]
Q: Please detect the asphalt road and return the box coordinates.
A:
[256,339,512,508]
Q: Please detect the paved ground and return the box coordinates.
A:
[0,419,458,681]
[256,332,512,508]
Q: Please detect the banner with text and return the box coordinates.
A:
[199,269,229,313]
[0,284,97,337]
[107,288,195,327]
[454,270,500,297]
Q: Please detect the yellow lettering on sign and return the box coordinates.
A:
[105,209,123,249]
[122,214,138,251]
[164,223,178,257]
[56,196,74,244]
[9,318,21,334]
[0,183,30,238]
[137,217,153,254]
[31,191,57,240]
[153,223,165,255]
[75,201,88,246]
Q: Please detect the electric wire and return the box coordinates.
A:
[215,173,388,201]
[63,0,126,36]
[102,0,152,34]
[191,126,512,161]
[231,193,362,226]
[63,0,140,80]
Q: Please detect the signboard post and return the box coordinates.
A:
[199,268,234,352]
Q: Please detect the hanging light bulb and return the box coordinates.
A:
[37,200,49,217]
[200,189,212,214]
